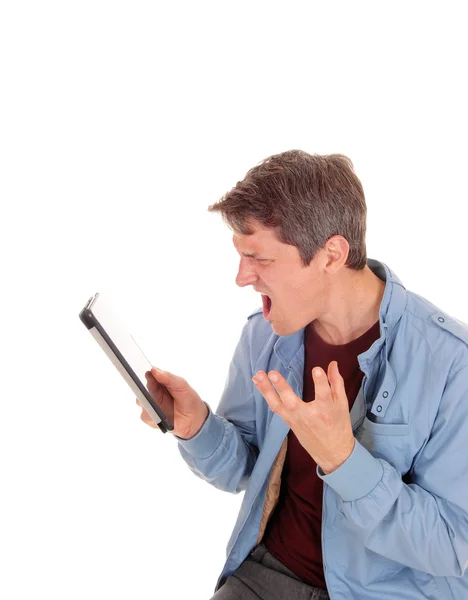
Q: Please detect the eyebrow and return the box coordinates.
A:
[233,239,266,259]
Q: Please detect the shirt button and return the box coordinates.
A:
[438,317,445,323]
[382,391,389,398]
[377,405,383,412]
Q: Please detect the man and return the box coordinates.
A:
[138,151,468,599]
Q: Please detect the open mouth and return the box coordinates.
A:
[261,295,272,319]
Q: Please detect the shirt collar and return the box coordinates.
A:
[273,258,407,369]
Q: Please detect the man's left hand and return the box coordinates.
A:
[252,361,355,474]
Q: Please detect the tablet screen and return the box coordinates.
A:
[90,294,153,392]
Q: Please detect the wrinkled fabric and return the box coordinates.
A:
[210,543,330,599]
[178,259,468,599]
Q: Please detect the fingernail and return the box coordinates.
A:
[269,373,278,382]
[314,369,322,378]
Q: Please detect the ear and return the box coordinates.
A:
[323,235,349,274]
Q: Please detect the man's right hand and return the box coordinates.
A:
[136,367,209,440]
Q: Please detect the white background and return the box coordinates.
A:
[1,2,467,599]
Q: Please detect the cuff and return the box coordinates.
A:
[317,439,384,501]
[175,403,226,459]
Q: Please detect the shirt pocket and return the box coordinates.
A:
[356,417,411,472]
[361,418,409,436]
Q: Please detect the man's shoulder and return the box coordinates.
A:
[242,305,277,356]
[247,306,264,320]
[405,290,468,352]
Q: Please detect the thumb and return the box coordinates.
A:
[150,367,190,394]
[151,367,170,382]
[149,367,202,408]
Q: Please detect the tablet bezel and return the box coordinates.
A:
[79,293,173,433]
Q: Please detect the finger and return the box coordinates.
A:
[252,370,298,417]
[140,407,159,429]
[312,367,332,402]
[327,361,347,404]
[266,371,300,411]
[252,371,284,415]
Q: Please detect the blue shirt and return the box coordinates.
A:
[177,259,468,599]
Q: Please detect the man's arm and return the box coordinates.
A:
[176,318,259,494]
[318,362,468,577]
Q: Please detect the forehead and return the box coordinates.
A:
[232,221,278,246]
[232,227,278,255]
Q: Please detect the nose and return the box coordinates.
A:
[235,257,258,288]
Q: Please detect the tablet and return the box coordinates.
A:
[79,293,173,433]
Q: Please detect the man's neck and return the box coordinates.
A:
[312,266,386,346]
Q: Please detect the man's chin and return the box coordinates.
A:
[271,320,303,337]
[270,321,287,336]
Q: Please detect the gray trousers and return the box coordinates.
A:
[210,544,330,600]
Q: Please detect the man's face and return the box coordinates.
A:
[233,221,327,336]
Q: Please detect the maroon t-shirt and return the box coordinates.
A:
[263,319,381,588]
